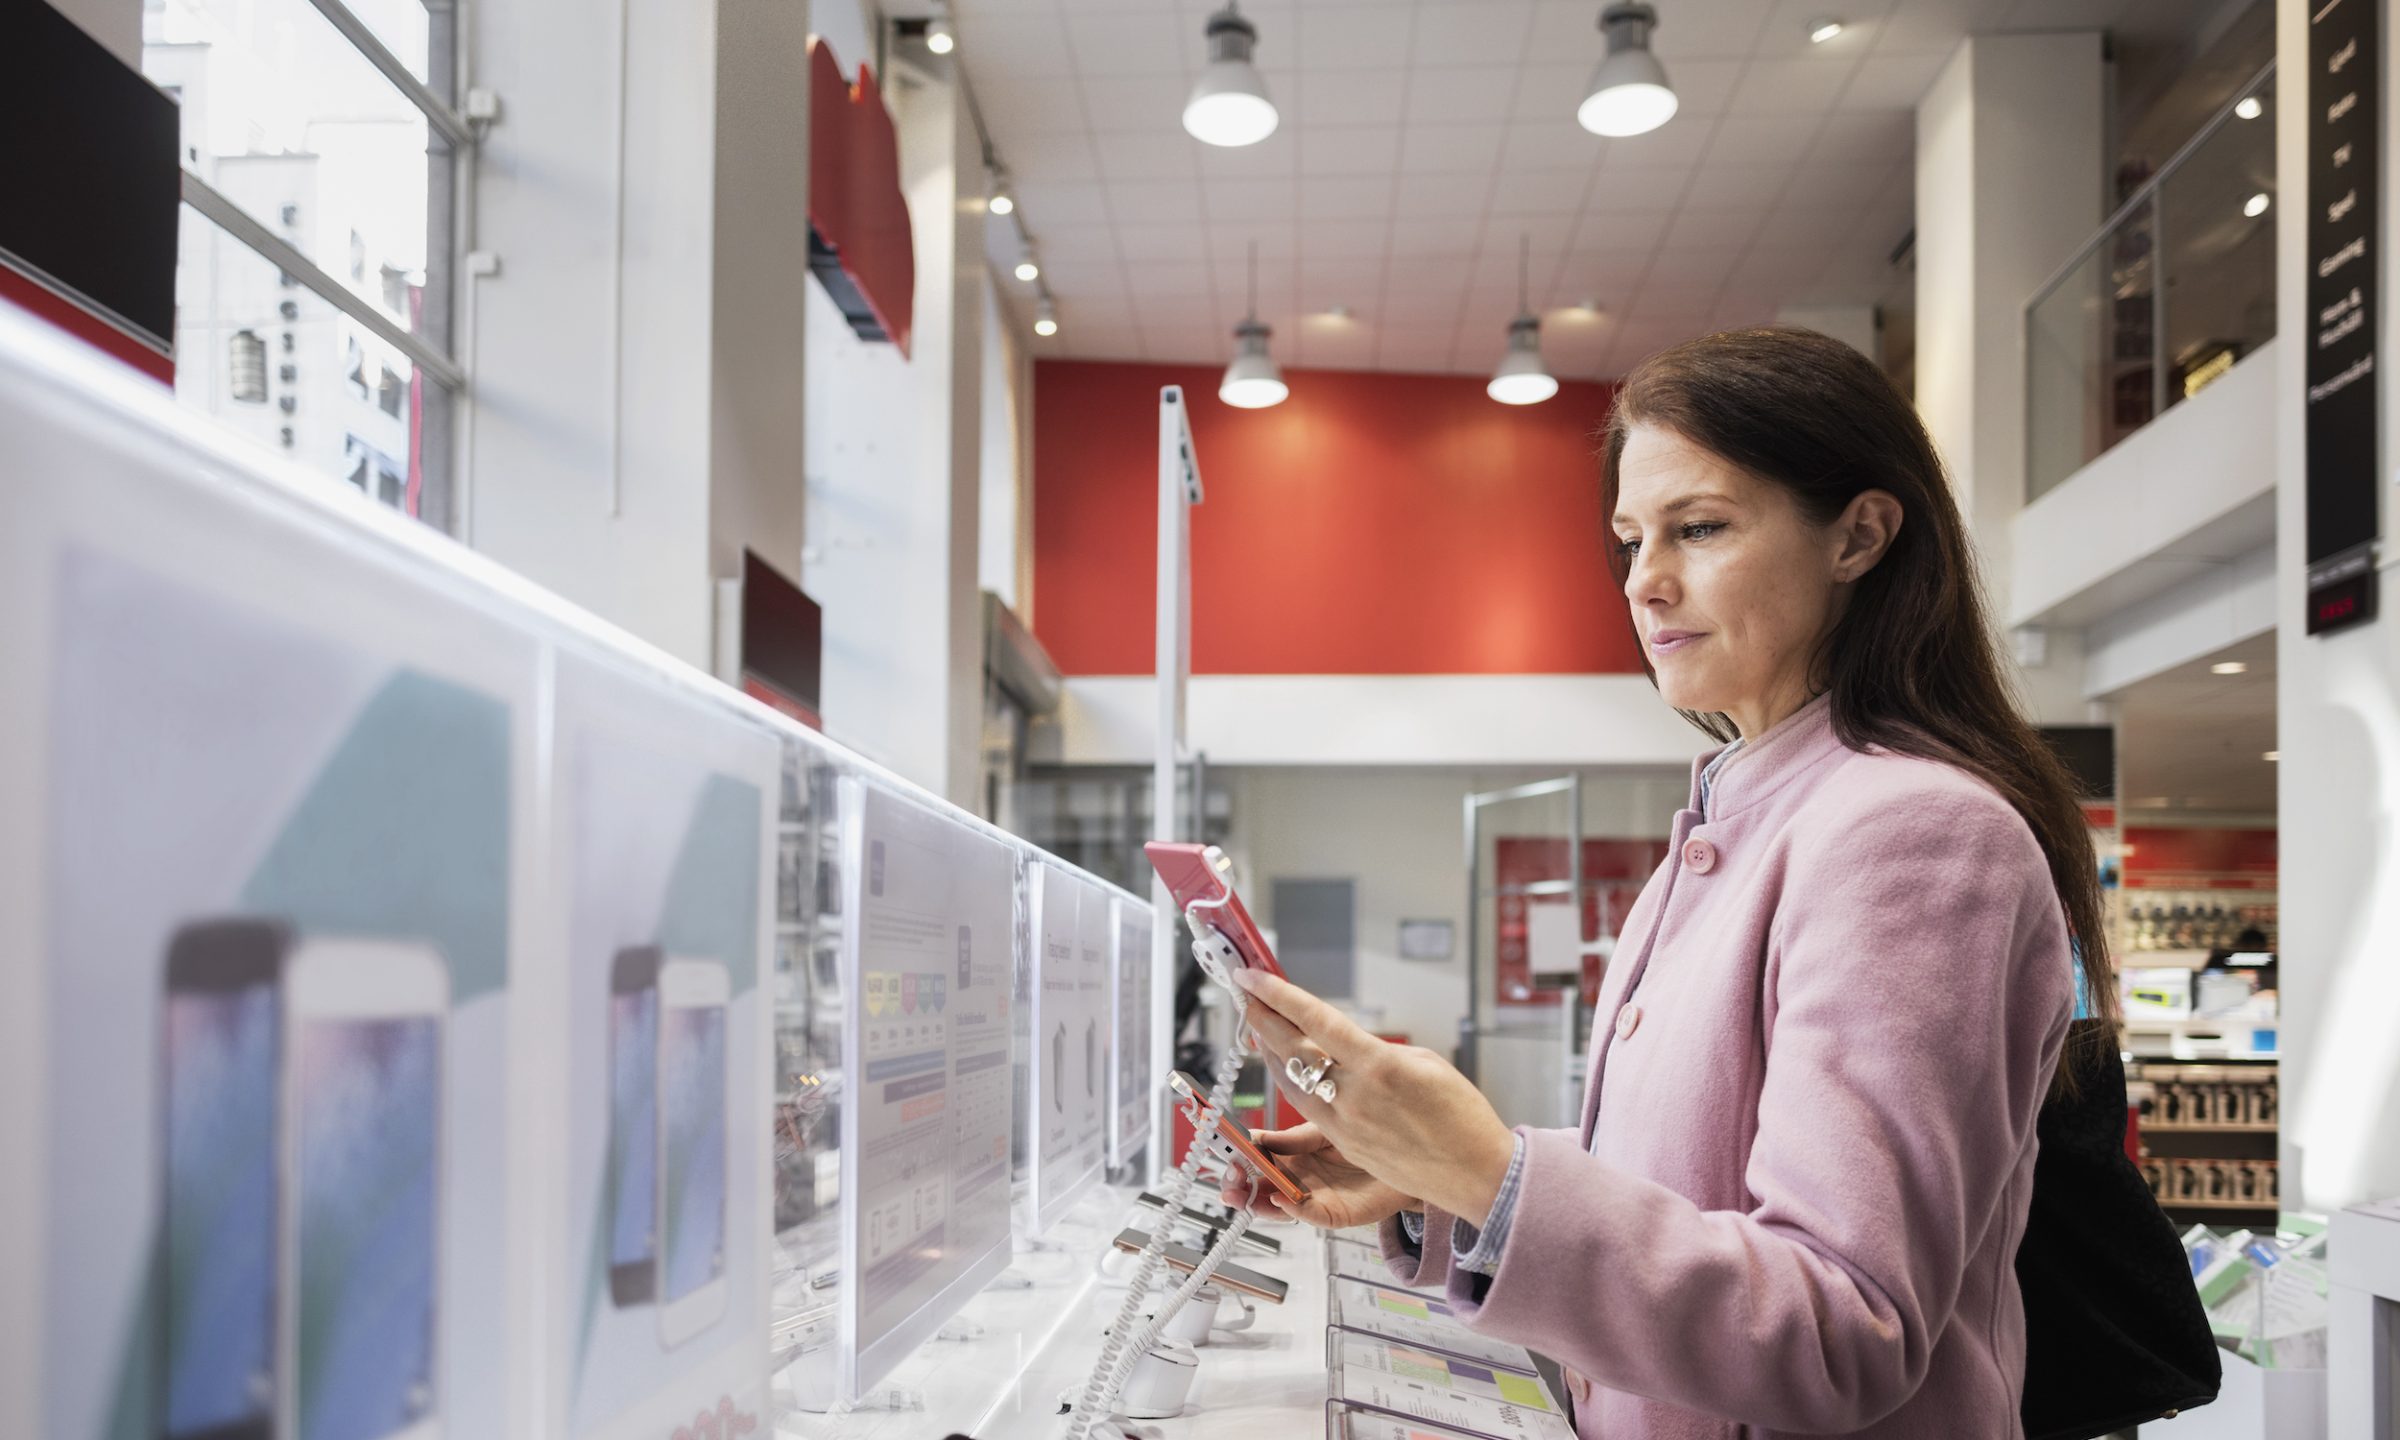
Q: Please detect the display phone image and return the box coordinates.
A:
[655,957,730,1349]
[281,938,446,1440]
[1132,1191,1283,1257]
[162,918,291,1440]
[1140,842,1285,984]
[1165,1071,1310,1209]
[607,945,663,1306]
[1109,1228,1290,1305]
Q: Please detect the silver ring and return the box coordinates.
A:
[1285,1052,1339,1103]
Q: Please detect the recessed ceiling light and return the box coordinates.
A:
[2235,95,2263,120]
[2211,661,2248,675]
[2263,750,2280,762]
[2244,191,2271,218]
[1807,17,1844,43]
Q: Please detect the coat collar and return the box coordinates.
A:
[1683,692,1848,821]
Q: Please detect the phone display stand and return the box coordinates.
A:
[1157,1284,1255,1346]
[1120,1342,1201,1418]
[1057,907,1265,1439]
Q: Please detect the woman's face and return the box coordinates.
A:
[1610,424,1892,739]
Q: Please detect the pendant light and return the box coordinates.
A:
[1184,4,1279,148]
[1219,242,1287,409]
[924,2,955,54]
[1034,294,1059,337]
[1488,237,1558,406]
[1578,3,1678,138]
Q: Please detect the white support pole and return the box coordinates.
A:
[1150,385,1202,1186]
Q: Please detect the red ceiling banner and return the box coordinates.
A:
[807,37,913,358]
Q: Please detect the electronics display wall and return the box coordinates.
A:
[0,305,1161,1436]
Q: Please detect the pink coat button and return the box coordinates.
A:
[1683,837,1717,873]
[1615,1003,1642,1040]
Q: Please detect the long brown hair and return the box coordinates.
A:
[1601,326,2116,1089]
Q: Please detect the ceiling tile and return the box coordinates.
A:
[1298,5,1418,70]
[1410,2,1536,67]
[1300,175,1396,219]
[1031,225,1121,263]
[1500,120,1607,172]
[1758,204,1864,247]
[1730,56,1861,114]
[1065,12,1191,75]
[1840,50,1949,110]
[1195,127,1299,178]
[1587,165,1693,210]
[1388,215,1487,256]
[1007,135,1103,181]
[1729,244,1839,288]
[1138,261,1220,297]
[1206,222,1300,258]
[1524,1,1603,57]
[1680,162,1794,209]
[1409,66,1523,125]
[1628,283,1729,319]
[1596,113,1717,169]
[1646,245,1749,289]
[1301,125,1405,175]
[1080,75,1180,132]
[1015,179,1114,225]
[954,13,1078,78]
[1488,169,1592,215]
[1553,249,1654,292]
[1875,0,1978,54]
[1096,130,1201,180]
[1649,0,1775,58]
[1784,160,1901,209]
[1509,62,1593,123]
[1394,170,1492,216]
[1301,255,1378,288]
[1106,178,1208,223]
[1571,209,1670,250]
[1112,222,1213,261]
[1400,123,1509,173]
[977,79,1094,137]
[1297,68,1410,126]
[1204,178,1300,221]
[1666,206,1767,249]
[1704,114,1821,168]
[1296,217,1394,257]
[1809,109,1913,167]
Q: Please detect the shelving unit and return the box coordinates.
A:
[2128,1056,2282,1224]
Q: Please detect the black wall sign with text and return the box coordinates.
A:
[2307,0,2383,635]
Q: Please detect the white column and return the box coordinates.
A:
[2273,0,2400,1215]
[464,0,808,670]
[1913,33,2106,720]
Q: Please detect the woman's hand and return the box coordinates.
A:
[1231,968,1519,1226]
[1219,1122,1417,1229]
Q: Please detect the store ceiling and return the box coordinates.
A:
[960,0,2219,377]
[2112,632,2278,819]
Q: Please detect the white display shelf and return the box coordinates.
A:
[773,1184,1335,1440]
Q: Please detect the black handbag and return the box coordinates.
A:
[2016,1020,2222,1439]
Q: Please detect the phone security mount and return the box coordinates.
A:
[1059,900,1266,1439]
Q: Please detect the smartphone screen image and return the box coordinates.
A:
[607,946,662,1307]
[283,940,445,1440]
[162,919,288,1440]
[656,957,730,1349]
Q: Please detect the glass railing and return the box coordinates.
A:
[2026,62,2277,502]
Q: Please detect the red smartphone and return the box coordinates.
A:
[1143,841,1285,981]
[1169,1070,1310,1209]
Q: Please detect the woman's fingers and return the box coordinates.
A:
[1240,994,1309,1059]
[1249,1123,1323,1156]
[1232,969,1378,1064]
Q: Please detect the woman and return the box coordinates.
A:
[1227,326,2113,1439]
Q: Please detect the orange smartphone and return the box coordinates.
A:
[1111,1227,1290,1304]
[1142,842,1285,981]
[1169,1070,1310,1209]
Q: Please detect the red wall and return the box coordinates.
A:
[1031,359,1643,676]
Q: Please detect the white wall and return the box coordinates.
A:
[802,59,990,806]
[979,279,1033,614]
[464,0,808,669]
[2272,0,2400,1213]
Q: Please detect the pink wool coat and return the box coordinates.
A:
[1383,695,2073,1438]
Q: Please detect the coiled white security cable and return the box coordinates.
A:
[1061,904,1261,1439]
